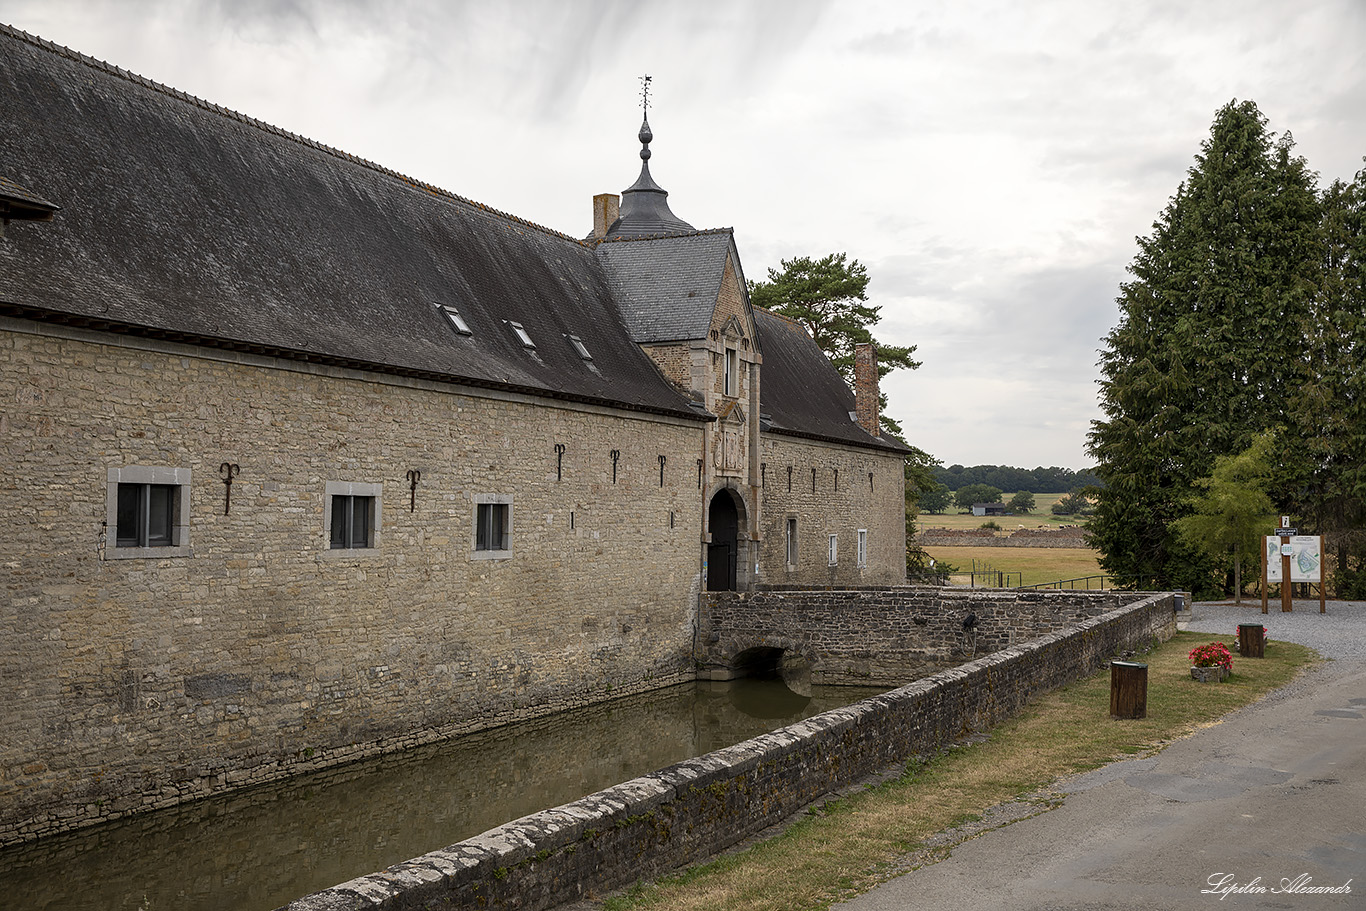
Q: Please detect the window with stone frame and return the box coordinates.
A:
[857,528,868,567]
[323,481,382,552]
[828,533,838,566]
[105,466,192,559]
[786,517,798,566]
[472,494,513,559]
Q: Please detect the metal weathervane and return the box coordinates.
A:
[640,74,651,114]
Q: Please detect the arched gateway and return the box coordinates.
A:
[706,489,745,591]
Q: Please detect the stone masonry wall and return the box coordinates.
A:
[0,322,707,846]
[697,587,1135,685]
[758,435,906,586]
[278,591,1178,911]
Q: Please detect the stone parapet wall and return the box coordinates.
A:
[697,587,1133,685]
[279,592,1177,911]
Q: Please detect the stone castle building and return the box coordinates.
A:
[0,24,910,843]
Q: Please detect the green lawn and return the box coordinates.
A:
[922,545,1104,588]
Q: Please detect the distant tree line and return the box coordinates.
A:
[933,464,1101,493]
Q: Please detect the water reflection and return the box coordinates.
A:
[0,678,884,911]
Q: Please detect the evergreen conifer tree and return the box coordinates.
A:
[1282,164,1366,594]
[1088,100,1321,594]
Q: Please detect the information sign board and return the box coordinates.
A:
[1265,535,1322,583]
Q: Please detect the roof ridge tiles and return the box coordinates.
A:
[752,305,808,331]
[596,227,734,245]
[0,21,586,247]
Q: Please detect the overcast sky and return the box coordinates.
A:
[5,0,1365,470]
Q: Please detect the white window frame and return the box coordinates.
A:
[857,528,868,567]
[508,321,535,349]
[472,493,514,560]
[438,304,472,335]
[786,517,798,567]
[828,533,838,566]
[323,481,382,554]
[566,334,593,361]
[106,466,193,559]
[723,347,738,396]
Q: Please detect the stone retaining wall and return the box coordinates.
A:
[917,528,1089,548]
[280,591,1177,911]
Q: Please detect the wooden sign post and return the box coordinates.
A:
[1262,520,1326,614]
[1281,522,1294,614]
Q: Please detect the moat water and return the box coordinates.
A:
[0,679,886,911]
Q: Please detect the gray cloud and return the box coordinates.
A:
[4,0,1363,468]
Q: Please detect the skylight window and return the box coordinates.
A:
[439,305,472,335]
[508,321,535,348]
[566,334,593,361]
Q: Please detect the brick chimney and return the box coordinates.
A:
[853,342,880,437]
[593,193,620,239]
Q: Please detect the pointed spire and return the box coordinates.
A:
[602,76,694,239]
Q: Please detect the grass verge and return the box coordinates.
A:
[602,631,1317,911]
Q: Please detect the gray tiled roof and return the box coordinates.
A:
[0,25,699,420]
[596,231,737,343]
[755,308,910,454]
[0,174,58,215]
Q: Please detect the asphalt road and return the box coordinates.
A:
[834,601,1366,911]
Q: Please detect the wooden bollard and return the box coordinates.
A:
[1110,660,1148,720]
[1238,623,1265,658]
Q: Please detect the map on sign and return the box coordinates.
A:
[1266,535,1321,582]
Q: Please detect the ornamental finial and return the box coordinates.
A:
[637,75,653,159]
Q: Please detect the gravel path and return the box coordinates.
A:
[1183,598,1366,661]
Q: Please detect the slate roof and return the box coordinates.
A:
[596,231,739,343]
[0,25,700,421]
[754,307,911,454]
[0,174,59,220]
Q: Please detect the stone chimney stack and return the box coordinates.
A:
[593,193,620,239]
[853,342,880,437]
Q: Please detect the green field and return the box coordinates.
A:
[918,492,1089,532]
[922,545,1104,588]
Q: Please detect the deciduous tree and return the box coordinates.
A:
[1172,431,1278,603]
[955,483,1002,512]
[918,483,953,515]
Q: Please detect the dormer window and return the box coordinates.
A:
[508,321,535,349]
[566,334,593,361]
[439,305,472,335]
[0,175,60,240]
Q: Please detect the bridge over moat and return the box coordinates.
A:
[695,586,1146,686]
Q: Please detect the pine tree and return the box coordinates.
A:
[1088,100,1321,594]
[749,252,919,436]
